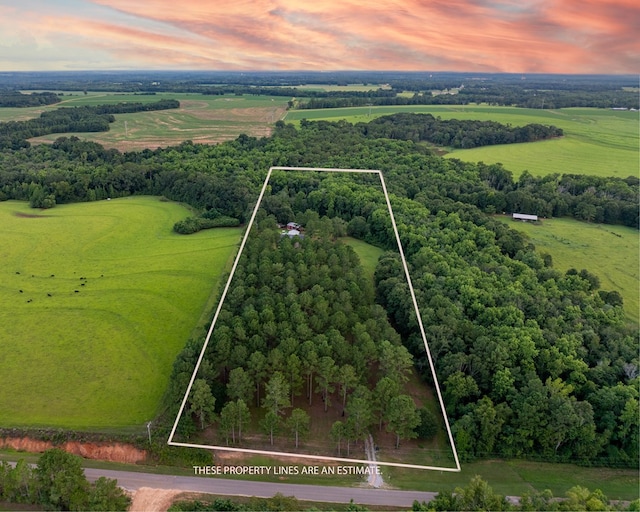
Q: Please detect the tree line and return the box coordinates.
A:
[354,113,563,148]
[414,475,639,511]
[295,88,639,110]
[294,83,639,110]
[0,91,61,107]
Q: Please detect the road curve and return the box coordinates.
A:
[84,468,437,507]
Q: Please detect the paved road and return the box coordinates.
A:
[84,468,437,507]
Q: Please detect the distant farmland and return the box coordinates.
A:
[284,105,639,179]
[2,92,290,151]
[0,197,242,428]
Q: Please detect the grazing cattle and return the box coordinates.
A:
[19,290,23,293]
[74,290,79,293]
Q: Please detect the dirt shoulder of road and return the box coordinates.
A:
[129,487,185,512]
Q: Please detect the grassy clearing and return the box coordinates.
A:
[0,197,242,428]
[341,237,384,280]
[284,106,639,179]
[495,216,639,324]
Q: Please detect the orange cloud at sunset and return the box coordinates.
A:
[0,0,637,72]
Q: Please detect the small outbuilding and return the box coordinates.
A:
[512,213,538,222]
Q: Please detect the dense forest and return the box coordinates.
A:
[0,115,637,467]
[0,99,180,150]
[170,165,637,466]
[177,214,430,452]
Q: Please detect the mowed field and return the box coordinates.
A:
[2,91,290,151]
[496,216,639,324]
[0,197,242,428]
[341,236,384,280]
[284,105,639,179]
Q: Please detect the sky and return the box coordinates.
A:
[0,0,638,74]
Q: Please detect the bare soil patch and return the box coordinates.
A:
[188,106,286,122]
[0,436,146,464]
[130,487,183,512]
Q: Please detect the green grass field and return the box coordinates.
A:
[284,105,639,179]
[0,197,242,428]
[496,216,639,324]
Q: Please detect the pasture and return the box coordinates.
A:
[284,105,639,179]
[496,216,639,324]
[0,92,290,151]
[0,197,242,428]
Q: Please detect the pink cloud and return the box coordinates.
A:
[2,0,636,72]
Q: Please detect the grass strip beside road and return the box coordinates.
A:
[1,449,636,501]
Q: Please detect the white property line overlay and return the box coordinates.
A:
[168,166,461,472]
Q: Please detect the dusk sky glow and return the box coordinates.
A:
[0,0,638,73]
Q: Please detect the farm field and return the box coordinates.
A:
[0,92,290,151]
[496,216,639,324]
[0,91,171,122]
[284,105,639,179]
[0,197,242,428]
